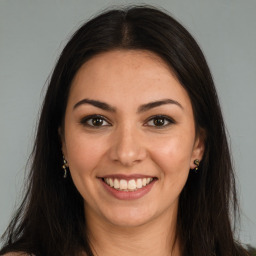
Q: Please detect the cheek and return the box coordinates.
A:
[64,133,107,202]
[149,133,194,176]
[65,130,106,177]
[149,136,192,202]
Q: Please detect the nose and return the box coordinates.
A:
[109,124,147,166]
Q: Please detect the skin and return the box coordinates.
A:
[61,50,205,256]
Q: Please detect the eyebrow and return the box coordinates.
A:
[73,98,183,112]
[73,98,116,112]
[137,99,183,113]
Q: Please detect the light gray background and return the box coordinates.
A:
[0,0,255,247]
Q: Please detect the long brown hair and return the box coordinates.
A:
[0,5,249,256]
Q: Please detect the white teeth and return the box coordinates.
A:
[109,178,114,187]
[104,177,154,191]
[114,179,120,189]
[128,179,136,190]
[136,178,143,189]
[120,179,128,190]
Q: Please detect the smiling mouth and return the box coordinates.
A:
[102,177,155,192]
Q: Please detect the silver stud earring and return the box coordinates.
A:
[193,159,200,173]
[62,155,69,178]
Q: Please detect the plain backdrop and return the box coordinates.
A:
[0,0,255,247]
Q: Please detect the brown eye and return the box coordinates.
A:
[80,115,111,127]
[146,115,174,128]
[91,117,104,126]
[153,117,165,126]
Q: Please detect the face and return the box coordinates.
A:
[61,50,204,228]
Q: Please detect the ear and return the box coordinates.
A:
[190,128,206,169]
[58,127,67,160]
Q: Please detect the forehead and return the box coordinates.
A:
[68,50,192,111]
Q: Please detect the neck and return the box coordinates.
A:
[85,207,181,256]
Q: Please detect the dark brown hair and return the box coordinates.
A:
[0,5,249,256]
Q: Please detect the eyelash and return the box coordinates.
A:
[80,115,111,128]
[79,115,175,128]
[145,115,175,128]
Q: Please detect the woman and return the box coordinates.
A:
[0,5,250,256]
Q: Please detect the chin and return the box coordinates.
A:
[102,206,157,228]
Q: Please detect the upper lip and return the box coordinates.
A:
[98,174,157,180]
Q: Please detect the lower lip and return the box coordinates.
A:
[100,179,156,200]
